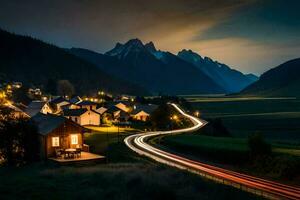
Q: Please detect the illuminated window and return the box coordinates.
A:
[71,134,78,145]
[52,137,59,147]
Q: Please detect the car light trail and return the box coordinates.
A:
[124,103,300,199]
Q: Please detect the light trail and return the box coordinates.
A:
[124,103,300,199]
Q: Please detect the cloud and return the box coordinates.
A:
[0,0,298,74]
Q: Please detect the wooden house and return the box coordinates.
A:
[115,101,132,113]
[77,101,98,110]
[50,97,70,112]
[31,113,89,159]
[131,104,158,121]
[25,101,53,117]
[63,108,101,126]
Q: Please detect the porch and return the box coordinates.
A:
[49,151,105,164]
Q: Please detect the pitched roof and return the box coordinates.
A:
[25,101,48,117]
[69,96,82,104]
[95,107,107,115]
[31,113,67,135]
[50,96,69,104]
[131,104,158,115]
[77,100,98,106]
[63,108,87,116]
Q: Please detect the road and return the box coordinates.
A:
[124,103,300,200]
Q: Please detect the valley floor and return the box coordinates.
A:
[0,131,263,200]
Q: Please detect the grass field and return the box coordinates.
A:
[0,129,263,200]
[187,96,300,142]
[164,134,300,157]
[161,133,300,185]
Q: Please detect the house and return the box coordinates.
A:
[131,104,159,121]
[60,103,81,110]
[107,105,130,122]
[5,103,29,118]
[50,97,70,112]
[77,101,98,110]
[63,108,101,126]
[31,113,89,159]
[95,106,108,115]
[25,101,53,117]
[69,96,82,104]
[114,101,132,113]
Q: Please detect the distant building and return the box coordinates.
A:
[77,101,98,110]
[114,101,132,113]
[12,82,22,89]
[69,96,82,105]
[63,108,101,126]
[5,103,30,118]
[31,113,88,159]
[25,101,53,117]
[28,88,42,96]
[131,104,158,121]
[50,97,70,112]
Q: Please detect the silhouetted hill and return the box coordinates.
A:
[0,29,148,95]
[69,39,225,95]
[241,58,300,97]
[177,49,257,93]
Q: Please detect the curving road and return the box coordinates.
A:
[124,103,300,200]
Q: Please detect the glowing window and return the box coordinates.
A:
[52,137,59,147]
[71,134,78,145]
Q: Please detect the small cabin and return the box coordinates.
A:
[63,108,101,126]
[131,104,158,121]
[25,101,53,117]
[32,113,89,159]
[77,101,98,110]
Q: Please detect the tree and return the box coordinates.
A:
[150,104,173,130]
[0,106,39,166]
[57,80,75,98]
[248,133,271,157]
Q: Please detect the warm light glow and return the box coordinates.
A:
[194,111,200,117]
[52,137,60,147]
[71,134,78,145]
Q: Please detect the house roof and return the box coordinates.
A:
[25,101,48,117]
[95,107,107,115]
[106,105,122,114]
[63,108,88,116]
[31,113,67,135]
[69,96,82,104]
[131,104,158,115]
[50,97,69,104]
[6,104,30,117]
[77,100,98,106]
[115,101,131,107]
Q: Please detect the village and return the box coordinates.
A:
[0,81,161,163]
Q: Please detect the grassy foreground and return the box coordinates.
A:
[161,133,300,185]
[189,96,300,142]
[0,129,264,200]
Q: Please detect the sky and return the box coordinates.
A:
[0,0,299,75]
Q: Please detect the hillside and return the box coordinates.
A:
[177,49,257,93]
[69,39,225,95]
[241,58,300,97]
[0,29,148,95]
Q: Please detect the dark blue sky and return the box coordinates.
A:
[0,0,299,74]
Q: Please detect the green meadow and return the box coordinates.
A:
[188,96,300,143]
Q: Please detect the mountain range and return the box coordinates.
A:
[177,49,258,93]
[0,29,147,95]
[241,58,300,97]
[69,39,257,94]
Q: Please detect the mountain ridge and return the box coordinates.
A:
[0,29,148,95]
[177,49,258,93]
[69,39,226,95]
